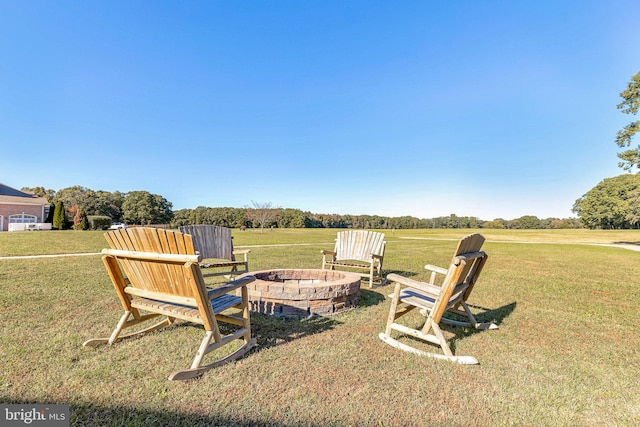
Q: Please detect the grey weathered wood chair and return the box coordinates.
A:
[321,230,386,288]
[179,225,250,278]
[379,233,497,364]
[83,227,257,381]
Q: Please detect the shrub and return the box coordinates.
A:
[53,201,66,230]
[88,216,112,230]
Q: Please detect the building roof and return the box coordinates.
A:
[0,183,49,205]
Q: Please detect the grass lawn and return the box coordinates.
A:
[1,228,639,426]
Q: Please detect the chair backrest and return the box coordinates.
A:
[178,225,234,260]
[335,230,386,262]
[432,233,487,323]
[103,227,204,302]
[452,232,485,258]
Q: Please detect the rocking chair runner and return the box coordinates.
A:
[82,227,257,381]
[379,233,497,364]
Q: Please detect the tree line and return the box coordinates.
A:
[174,207,580,230]
[22,185,580,230]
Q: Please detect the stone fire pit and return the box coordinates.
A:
[239,269,361,318]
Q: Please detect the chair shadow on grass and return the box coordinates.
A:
[359,288,385,307]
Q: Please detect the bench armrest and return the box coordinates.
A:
[207,275,256,300]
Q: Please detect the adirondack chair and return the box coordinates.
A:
[379,233,497,364]
[321,230,386,288]
[82,227,257,381]
[179,225,250,278]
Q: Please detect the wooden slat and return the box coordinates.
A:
[104,229,200,299]
[335,230,385,262]
[102,248,199,263]
[124,287,198,307]
[179,225,234,260]
[131,298,204,324]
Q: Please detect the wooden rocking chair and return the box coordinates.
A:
[179,225,250,278]
[321,230,386,288]
[83,227,257,381]
[379,233,497,364]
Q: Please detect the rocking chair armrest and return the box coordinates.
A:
[321,250,337,257]
[386,273,441,296]
[372,253,384,261]
[424,264,447,285]
[424,264,448,275]
[207,275,256,300]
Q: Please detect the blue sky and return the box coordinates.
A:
[1,1,638,220]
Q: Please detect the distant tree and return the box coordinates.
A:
[483,218,507,229]
[277,208,308,228]
[89,190,125,220]
[53,201,67,230]
[69,206,80,229]
[515,215,542,229]
[55,186,91,209]
[245,201,280,232]
[171,208,193,227]
[87,215,112,230]
[21,186,56,202]
[615,71,640,171]
[121,191,173,225]
[71,206,88,230]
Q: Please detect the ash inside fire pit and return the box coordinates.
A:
[239,269,361,318]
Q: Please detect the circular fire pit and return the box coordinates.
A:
[239,269,361,318]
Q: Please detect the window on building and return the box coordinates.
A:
[9,214,37,223]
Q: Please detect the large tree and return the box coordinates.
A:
[121,191,173,225]
[616,71,640,171]
[54,186,125,220]
[573,174,640,229]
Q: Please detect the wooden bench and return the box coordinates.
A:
[82,227,256,381]
[321,230,386,287]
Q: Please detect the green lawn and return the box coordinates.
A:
[1,229,639,425]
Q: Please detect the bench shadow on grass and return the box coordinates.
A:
[1,398,315,427]
[248,312,341,351]
[246,288,386,351]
